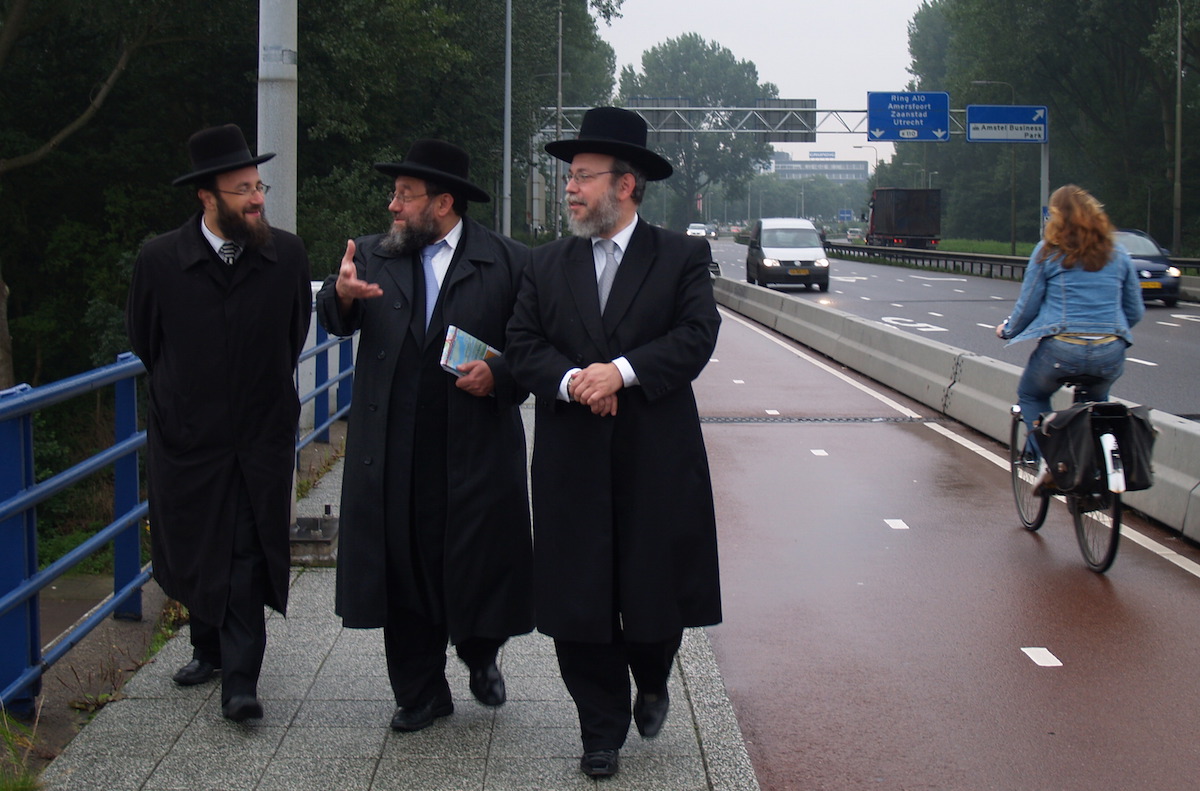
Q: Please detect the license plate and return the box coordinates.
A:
[1141,281,1162,289]
[788,268,810,276]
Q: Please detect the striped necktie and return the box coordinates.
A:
[219,241,239,266]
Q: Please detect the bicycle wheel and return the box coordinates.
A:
[1011,410,1049,530]
[1071,489,1122,572]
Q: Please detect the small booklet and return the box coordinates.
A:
[440,325,500,376]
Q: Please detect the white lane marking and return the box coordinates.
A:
[861,296,873,301]
[911,275,968,281]
[1157,321,1180,327]
[990,295,1005,300]
[1021,647,1063,667]
[1126,358,1158,367]
[733,379,745,384]
[881,316,948,332]
[953,289,965,293]
[811,449,829,456]
[924,420,1200,581]
[976,323,996,329]
[885,519,910,530]
[1169,313,1200,322]
[891,303,905,308]
[718,308,921,418]
[710,358,720,362]
[929,312,944,317]
[765,409,780,416]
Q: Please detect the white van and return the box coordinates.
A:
[744,218,830,291]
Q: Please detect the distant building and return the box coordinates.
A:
[767,151,869,182]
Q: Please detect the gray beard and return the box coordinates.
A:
[566,189,622,239]
[378,224,437,256]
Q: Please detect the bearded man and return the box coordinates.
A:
[315,139,533,732]
[505,107,722,779]
[125,124,312,722]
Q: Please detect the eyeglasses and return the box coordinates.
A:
[388,191,429,204]
[562,170,617,186]
[217,183,270,197]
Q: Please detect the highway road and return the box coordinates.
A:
[709,237,1200,419]
[697,308,1200,790]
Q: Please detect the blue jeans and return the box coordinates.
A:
[1018,336,1127,434]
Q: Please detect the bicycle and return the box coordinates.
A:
[1009,374,1126,573]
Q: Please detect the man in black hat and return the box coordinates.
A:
[505,106,723,778]
[315,139,533,731]
[126,124,312,722]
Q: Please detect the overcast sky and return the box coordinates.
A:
[594,0,930,168]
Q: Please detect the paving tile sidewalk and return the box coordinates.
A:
[39,454,760,791]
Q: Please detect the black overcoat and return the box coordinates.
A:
[315,216,534,641]
[505,218,722,644]
[125,213,312,627]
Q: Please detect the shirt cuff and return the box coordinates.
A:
[613,357,638,388]
[558,368,582,401]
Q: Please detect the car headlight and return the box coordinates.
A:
[763,258,781,267]
[1167,266,1182,278]
[813,258,830,268]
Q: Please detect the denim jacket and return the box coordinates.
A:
[1000,241,1144,346]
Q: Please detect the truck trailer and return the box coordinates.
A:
[866,188,941,249]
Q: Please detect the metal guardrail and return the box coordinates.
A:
[823,242,1200,280]
[0,323,355,716]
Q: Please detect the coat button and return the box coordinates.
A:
[368,403,377,411]
[376,350,386,359]
[363,457,373,465]
[393,300,403,309]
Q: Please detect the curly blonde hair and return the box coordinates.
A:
[1038,184,1114,271]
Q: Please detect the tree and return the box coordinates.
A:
[618,34,777,230]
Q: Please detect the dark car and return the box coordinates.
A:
[1114,229,1182,307]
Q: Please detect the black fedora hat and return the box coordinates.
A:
[545,106,673,181]
[374,140,491,204]
[172,124,275,186]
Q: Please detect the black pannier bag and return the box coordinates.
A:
[1036,402,1156,493]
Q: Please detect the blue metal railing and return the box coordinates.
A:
[0,325,355,717]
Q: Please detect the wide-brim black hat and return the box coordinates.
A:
[374,139,491,204]
[545,106,673,181]
[172,124,275,186]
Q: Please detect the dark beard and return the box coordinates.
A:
[215,196,271,249]
[378,208,439,256]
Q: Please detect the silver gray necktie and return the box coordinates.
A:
[219,241,238,266]
[597,239,618,312]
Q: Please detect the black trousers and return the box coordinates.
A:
[555,631,682,752]
[189,477,268,704]
[383,606,504,707]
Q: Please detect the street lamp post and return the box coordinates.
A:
[854,145,879,174]
[973,80,1017,255]
[1173,0,1183,252]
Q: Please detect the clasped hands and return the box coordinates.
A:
[568,363,622,416]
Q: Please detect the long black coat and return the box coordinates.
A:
[505,218,722,644]
[125,213,312,627]
[315,216,534,642]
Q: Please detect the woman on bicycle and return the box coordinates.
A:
[996,184,1144,442]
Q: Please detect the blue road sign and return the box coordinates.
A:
[966,105,1048,143]
[838,209,853,222]
[867,92,950,142]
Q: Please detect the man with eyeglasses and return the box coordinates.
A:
[505,107,722,778]
[315,139,533,732]
[125,124,312,722]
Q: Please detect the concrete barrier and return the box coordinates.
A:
[711,277,1200,543]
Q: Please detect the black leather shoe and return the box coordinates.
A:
[580,749,620,778]
[172,658,219,686]
[222,695,264,722]
[468,662,506,707]
[390,692,453,732]
[634,688,669,739]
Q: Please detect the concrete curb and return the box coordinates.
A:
[712,277,1200,541]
